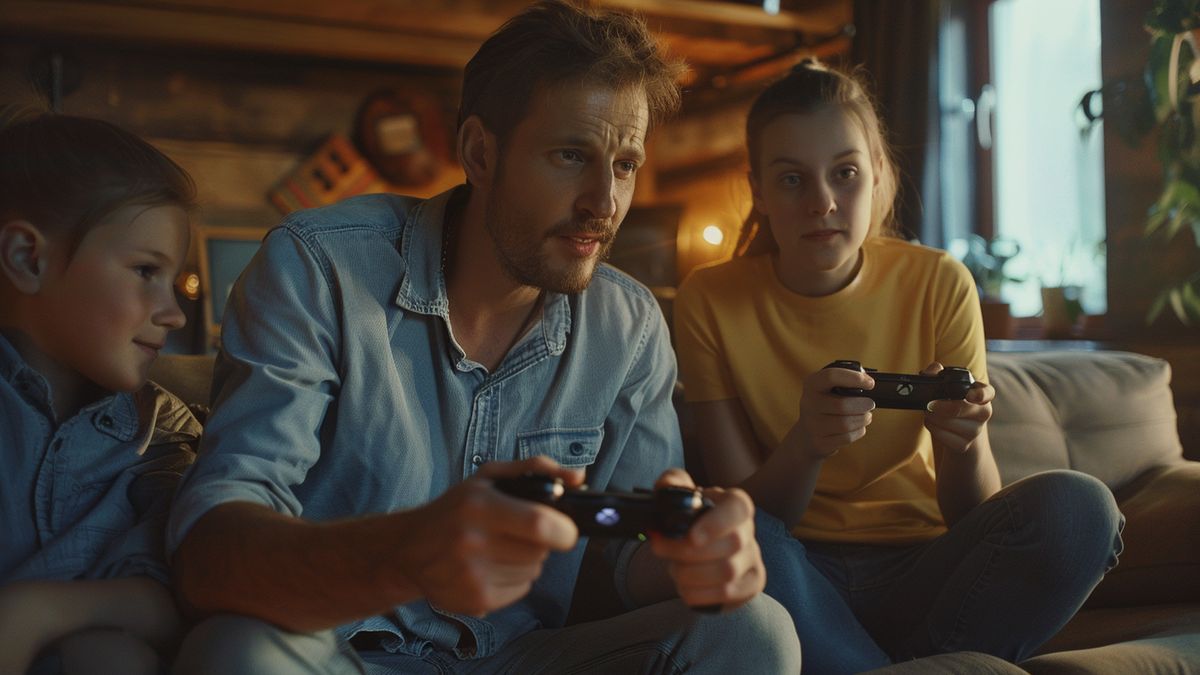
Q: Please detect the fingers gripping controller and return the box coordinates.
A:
[826,360,974,410]
[493,474,713,539]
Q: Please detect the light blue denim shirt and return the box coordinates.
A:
[168,188,683,659]
[0,335,199,585]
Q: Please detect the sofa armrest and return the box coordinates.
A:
[1084,462,1200,608]
[987,351,1184,490]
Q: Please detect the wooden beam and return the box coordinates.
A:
[0,0,851,70]
[1,1,482,68]
[600,0,849,34]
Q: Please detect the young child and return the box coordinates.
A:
[674,59,1124,672]
[0,106,199,674]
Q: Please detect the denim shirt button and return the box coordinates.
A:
[471,454,483,466]
[568,441,586,456]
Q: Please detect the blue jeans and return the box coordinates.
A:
[172,597,801,675]
[758,470,1124,674]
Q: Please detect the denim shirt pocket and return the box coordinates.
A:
[516,426,604,468]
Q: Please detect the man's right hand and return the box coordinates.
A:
[389,456,582,617]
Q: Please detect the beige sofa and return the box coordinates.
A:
[150,350,1200,673]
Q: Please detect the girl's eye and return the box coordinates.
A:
[134,265,158,280]
[780,174,802,187]
[837,167,860,181]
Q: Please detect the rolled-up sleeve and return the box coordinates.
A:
[167,225,342,555]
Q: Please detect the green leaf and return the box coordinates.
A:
[1182,283,1200,322]
[1166,204,1190,239]
[1149,34,1178,121]
[1169,287,1190,325]
[1148,290,1170,324]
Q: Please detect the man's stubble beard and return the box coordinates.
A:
[484,179,617,295]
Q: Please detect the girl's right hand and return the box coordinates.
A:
[793,366,877,460]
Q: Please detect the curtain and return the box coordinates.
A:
[850,0,942,245]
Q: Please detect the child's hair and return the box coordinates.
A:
[0,104,196,258]
[736,58,900,257]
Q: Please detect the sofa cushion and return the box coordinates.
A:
[149,353,216,412]
[987,351,1183,490]
[1085,463,1200,608]
[1025,603,1200,674]
[864,651,1029,674]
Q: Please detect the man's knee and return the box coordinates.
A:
[691,595,802,673]
[173,614,349,675]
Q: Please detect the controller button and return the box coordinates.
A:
[569,441,586,456]
[595,508,620,526]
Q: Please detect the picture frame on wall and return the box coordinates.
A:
[196,225,268,347]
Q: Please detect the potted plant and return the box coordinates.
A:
[952,234,1023,339]
[1143,0,1200,325]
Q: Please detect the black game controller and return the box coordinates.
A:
[492,473,713,539]
[825,360,975,410]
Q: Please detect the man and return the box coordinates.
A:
[169,2,801,672]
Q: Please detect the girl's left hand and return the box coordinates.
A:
[920,362,994,454]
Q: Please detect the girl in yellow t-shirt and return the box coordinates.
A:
[674,59,1123,672]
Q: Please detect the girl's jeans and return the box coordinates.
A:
[758,469,1125,674]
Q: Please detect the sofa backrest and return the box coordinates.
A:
[987,350,1184,490]
[152,350,1185,493]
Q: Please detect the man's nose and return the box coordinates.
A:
[576,165,618,221]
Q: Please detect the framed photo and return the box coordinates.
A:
[195,225,268,346]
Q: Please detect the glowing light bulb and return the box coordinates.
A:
[183,273,201,300]
[702,225,724,246]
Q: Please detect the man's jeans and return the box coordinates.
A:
[172,596,801,674]
[758,470,1124,674]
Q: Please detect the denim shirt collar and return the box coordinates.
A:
[393,186,571,357]
[0,332,138,439]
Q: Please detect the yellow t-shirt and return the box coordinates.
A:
[674,236,987,544]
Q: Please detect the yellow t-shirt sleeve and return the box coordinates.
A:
[674,270,738,402]
[931,255,989,384]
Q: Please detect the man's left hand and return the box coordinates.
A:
[647,469,765,611]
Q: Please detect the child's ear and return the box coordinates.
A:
[458,115,497,189]
[0,219,51,294]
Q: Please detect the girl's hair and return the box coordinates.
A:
[736,58,900,257]
[0,104,196,257]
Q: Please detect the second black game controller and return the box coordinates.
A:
[492,473,712,539]
[825,360,975,410]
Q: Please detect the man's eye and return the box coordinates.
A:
[616,160,638,176]
[559,149,584,163]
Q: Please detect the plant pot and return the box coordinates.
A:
[1041,286,1084,339]
[980,299,1015,340]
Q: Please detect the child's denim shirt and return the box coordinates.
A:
[0,335,199,585]
[168,188,683,660]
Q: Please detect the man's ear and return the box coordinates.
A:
[458,115,497,188]
[0,219,51,294]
